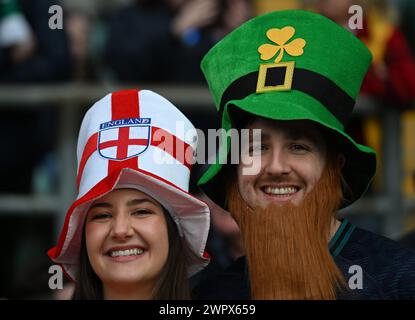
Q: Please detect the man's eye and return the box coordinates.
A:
[249,144,268,154]
[290,144,309,152]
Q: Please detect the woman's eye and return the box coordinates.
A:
[90,213,111,221]
[132,210,152,216]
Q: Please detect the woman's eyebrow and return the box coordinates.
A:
[126,198,157,207]
[89,202,112,210]
[89,198,157,210]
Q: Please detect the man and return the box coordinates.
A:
[193,10,415,299]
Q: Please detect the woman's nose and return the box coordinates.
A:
[110,213,134,240]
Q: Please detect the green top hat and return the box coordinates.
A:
[197,9,377,209]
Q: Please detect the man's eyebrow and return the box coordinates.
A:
[247,131,270,146]
[251,131,270,141]
[286,128,319,142]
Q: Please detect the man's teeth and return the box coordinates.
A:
[264,186,298,195]
[110,248,144,257]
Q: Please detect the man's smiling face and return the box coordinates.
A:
[237,118,327,208]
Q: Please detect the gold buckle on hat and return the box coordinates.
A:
[256,61,295,93]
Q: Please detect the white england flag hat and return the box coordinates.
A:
[48,89,210,280]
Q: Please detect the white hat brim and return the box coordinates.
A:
[48,167,210,280]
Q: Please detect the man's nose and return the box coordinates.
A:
[264,148,291,176]
[110,213,134,240]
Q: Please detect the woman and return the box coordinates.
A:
[48,89,210,299]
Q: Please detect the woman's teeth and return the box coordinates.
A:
[110,248,144,257]
[264,186,298,195]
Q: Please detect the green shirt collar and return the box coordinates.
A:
[329,218,356,257]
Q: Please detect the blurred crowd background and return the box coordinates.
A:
[0,0,414,299]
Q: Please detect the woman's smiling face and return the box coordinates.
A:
[85,188,169,296]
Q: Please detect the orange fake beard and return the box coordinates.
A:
[227,160,346,299]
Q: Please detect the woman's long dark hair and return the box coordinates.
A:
[72,208,190,299]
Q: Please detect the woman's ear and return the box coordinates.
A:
[337,154,346,169]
